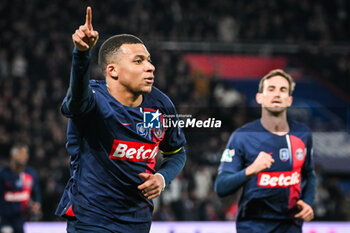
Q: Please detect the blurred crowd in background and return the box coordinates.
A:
[1,0,350,222]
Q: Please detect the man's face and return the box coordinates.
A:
[11,147,29,170]
[113,43,155,94]
[256,75,293,114]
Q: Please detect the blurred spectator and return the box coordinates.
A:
[218,15,238,42]
[213,84,243,107]
[194,166,212,201]
[11,50,27,79]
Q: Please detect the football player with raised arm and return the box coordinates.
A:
[55,7,186,233]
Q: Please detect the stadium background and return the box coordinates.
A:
[1,0,350,231]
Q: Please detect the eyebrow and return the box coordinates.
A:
[133,54,151,60]
[267,85,289,90]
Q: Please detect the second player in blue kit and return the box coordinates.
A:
[215,69,316,233]
[0,144,41,233]
[55,7,186,233]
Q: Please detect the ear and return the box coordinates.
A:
[106,64,118,78]
[256,93,263,104]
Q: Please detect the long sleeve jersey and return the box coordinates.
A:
[55,48,186,229]
[215,119,316,222]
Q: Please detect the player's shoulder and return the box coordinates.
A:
[89,80,113,100]
[145,86,175,111]
[89,79,106,89]
[149,86,173,104]
[0,165,5,174]
[289,120,312,134]
[25,166,38,178]
[228,120,261,144]
[0,165,11,176]
[235,119,262,133]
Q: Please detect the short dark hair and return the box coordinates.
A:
[258,69,295,96]
[98,34,144,74]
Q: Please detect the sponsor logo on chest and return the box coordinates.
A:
[257,171,300,188]
[109,139,158,161]
[4,191,30,202]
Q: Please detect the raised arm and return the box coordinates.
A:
[62,7,99,116]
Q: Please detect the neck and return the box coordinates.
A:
[260,109,289,136]
[106,80,142,107]
[10,161,23,174]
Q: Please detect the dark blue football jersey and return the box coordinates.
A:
[0,166,40,222]
[55,80,186,227]
[218,119,314,221]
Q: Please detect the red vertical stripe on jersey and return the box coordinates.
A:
[21,173,33,211]
[146,157,156,174]
[288,135,306,209]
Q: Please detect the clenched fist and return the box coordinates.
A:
[246,151,275,178]
[72,7,99,51]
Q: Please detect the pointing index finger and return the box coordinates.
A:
[85,6,92,30]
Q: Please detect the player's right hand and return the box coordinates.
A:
[245,151,275,177]
[72,6,99,51]
[138,173,164,200]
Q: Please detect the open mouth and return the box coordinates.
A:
[271,101,283,107]
[145,77,154,84]
[272,100,281,104]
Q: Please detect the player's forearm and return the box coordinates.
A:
[301,170,316,206]
[214,169,247,197]
[65,47,93,114]
[32,186,41,203]
[245,165,257,178]
[157,147,186,187]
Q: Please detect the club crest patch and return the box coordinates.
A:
[136,122,148,137]
[279,148,289,162]
[152,124,165,140]
[296,148,304,160]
